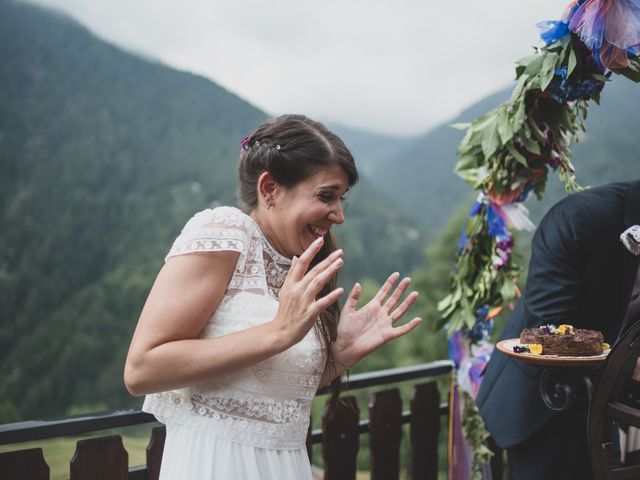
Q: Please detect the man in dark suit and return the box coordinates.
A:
[476,179,640,479]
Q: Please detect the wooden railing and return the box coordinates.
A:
[0,361,503,480]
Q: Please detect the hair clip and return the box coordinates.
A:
[240,136,250,149]
[275,144,281,150]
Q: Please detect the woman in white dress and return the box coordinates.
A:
[124,114,422,479]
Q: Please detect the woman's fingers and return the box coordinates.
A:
[372,272,400,305]
[343,282,361,312]
[383,277,411,312]
[289,237,326,281]
[304,248,343,278]
[389,317,422,339]
[390,291,419,323]
[306,256,344,298]
[313,287,344,314]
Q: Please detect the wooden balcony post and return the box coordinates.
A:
[146,426,166,480]
[410,381,440,480]
[322,395,360,480]
[70,435,128,480]
[0,447,49,480]
[369,388,402,480]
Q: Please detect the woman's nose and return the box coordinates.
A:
[330,202,345,224]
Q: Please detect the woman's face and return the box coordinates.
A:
[269,164,349,258]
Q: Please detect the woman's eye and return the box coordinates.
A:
[317,192,348,205]
[318,193,334,202]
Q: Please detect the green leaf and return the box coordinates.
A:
[466,214,485,236]
[506,142,528,166]
[455,152,480,171]
[456,167,487,186]
[481,120,501,158]
[527,117,547,143]
[567,47,577,76]
[510,74,528,102]
[512,100,526,132]
[540,52,559,91]
[524,55,545,76]
[497,109,514,144]
[520,133,541,155]
[500,277,518,301]
[614,66,640,83]
[470,108,500,133]
[516,53,541,68]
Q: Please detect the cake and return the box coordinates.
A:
[518,324,606,356]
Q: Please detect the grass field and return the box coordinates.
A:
[0,424,154,480]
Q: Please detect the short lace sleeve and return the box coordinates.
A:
[165,207,251,271]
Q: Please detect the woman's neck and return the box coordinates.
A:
[250,209,290,259]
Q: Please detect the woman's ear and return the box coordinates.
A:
[257,171,279,209]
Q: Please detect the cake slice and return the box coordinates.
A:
[519,324,605,356]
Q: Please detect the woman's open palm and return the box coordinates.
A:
[333,272,421,368]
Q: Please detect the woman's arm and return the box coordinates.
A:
[125,237,344,396]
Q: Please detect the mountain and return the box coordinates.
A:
[0,0,426,418]
[371,76,640,234]
[370,89,510,234]
[326,122,415,175]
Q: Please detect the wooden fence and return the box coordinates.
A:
[0,361,503,480]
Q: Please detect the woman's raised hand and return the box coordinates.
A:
[271,237,344,348]
[332,272,421,369]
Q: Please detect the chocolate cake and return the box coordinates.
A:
[519,324,605,356]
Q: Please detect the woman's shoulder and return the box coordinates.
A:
[183,206,256,232]
[165,206,259,263]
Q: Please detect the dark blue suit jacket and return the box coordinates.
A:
[476,180,640,448]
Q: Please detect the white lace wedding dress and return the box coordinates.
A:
[143,206,326,479]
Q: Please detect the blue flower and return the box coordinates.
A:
[537,20,570,45]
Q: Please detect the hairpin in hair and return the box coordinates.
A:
[275,144,281,150]
[240,136,251,150]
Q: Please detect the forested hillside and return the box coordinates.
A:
[0,0,425,419]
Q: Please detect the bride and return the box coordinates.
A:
[124,114,422,479]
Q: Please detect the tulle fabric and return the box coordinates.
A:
[568,0,640,68]
[159,422,313,480]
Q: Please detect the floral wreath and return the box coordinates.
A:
[438,1,640,477]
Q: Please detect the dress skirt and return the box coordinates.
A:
[159,422,314,480]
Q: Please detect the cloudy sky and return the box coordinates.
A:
[32,0,564,136]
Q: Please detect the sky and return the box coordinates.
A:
[32,0,565,137]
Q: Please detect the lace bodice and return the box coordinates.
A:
[143,207,326,450]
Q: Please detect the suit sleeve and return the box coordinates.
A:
[521,198,590,328]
